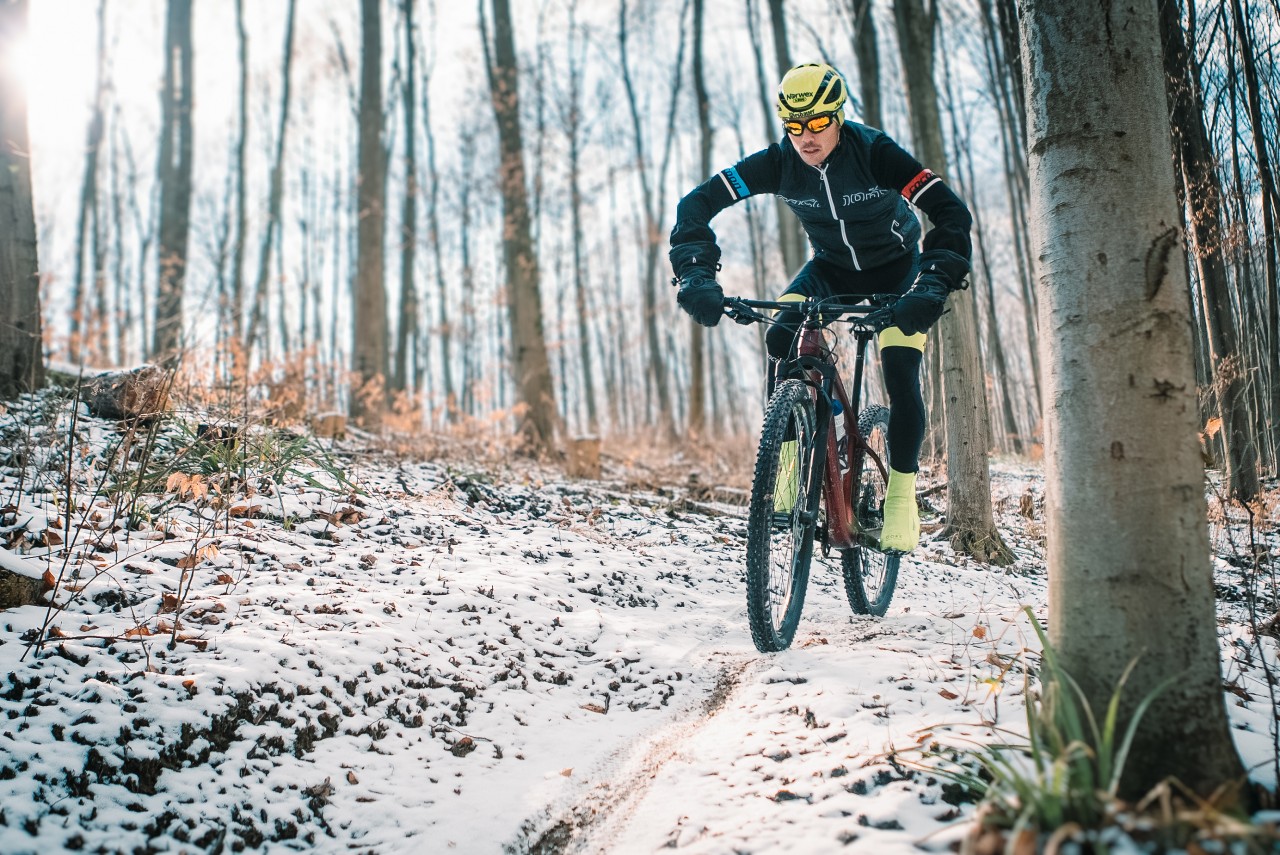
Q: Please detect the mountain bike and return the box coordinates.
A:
[722,295,902,652]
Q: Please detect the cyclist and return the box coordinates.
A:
[670,62,972,554]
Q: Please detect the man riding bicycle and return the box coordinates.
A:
[670,62,972,554]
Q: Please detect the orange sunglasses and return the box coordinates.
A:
[782,113,837,136]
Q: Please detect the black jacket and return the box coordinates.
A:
[670,121,972,285]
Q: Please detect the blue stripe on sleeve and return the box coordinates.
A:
[723,167,751,199]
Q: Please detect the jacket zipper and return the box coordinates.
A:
[817,164,861,271]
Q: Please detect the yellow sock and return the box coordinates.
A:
[774,440,799,513]
[879,468,920,552]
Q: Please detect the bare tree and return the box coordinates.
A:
[351,0,389,427]
[618,0,688,439]
[70,0,109,363]
[687,0,712,437]
[0,0,44,398]
[765,0,806,274]
[393,0,419,395]
[418,2,455,419]
[245,0,298,364]
[229,0,249,354]
[893,0,1011,562]
[845,0,882,128]
[563,0,598,433]
[1021,0,1246,798]
[1160,0,1260,501]
[480,0,559,452]
[152,0,195,362]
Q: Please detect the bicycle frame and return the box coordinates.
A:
[732,297,891,551]
[795,321,887,550]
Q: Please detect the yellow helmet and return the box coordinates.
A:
[776,63,847,122]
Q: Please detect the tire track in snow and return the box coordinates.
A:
[505,653,761,855]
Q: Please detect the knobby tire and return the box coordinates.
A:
[841,405,901,617]
[745,380,818,652]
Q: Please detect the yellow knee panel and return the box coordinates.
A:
[877,326,927,352]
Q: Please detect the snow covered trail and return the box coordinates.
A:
[0,410,1273,855]
[507,522,1049,855]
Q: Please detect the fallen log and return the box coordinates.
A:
[46,363,173,422]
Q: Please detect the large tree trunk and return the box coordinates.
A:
[481,0,558,453]
[1021,0,1246,798]
[893,0,1011,562]
[1160,0,1259,501]
[351,0,388,428]
[0,0,44,399]
[151,0,194,363]
[245,0,298,365]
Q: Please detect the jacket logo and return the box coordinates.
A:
[781,196,821,209]
[842,188,890,205]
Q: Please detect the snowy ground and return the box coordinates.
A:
[0,396,1275,854]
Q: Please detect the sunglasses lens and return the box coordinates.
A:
[783,121,804,136]
[807,115,833,133]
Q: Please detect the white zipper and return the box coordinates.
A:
[817,164,861,271]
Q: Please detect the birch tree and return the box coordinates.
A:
[1021,0,1246,796]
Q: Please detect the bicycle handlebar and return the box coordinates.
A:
[722,294,897,332]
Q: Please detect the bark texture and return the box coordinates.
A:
[1021,0,1246,798]
[893,0,1011,562]
[351,0,388,428]
[483,0,558,452]
[152,0,194,362]
[0,0,44,399]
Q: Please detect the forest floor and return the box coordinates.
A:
[0,392,1277,854]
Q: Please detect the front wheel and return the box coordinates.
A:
[745,379,819,652]
[842,405,900,616]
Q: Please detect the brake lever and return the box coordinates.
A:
[723,300,766,325]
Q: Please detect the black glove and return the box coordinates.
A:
[885,273,949,335]
[878,250,972,336]
[677,274,724,327]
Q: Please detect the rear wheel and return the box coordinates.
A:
[842,405,900,616]
[745,380,819,652]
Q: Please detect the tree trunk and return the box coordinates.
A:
[351,0,388,428]
[0,0,44,399]
[847,0,882,129]
[894,0,1011,562]
[1160,0,1259,501]
[418,15,455,420]
[393,0,419,396]
[1226,0,1280,479]
[618,0,685,440]
[71,0,108,364]
[766,0,806,274]
[152,0,194,363]
[481,0,558,453]
[1021,0,1246,799]
[688,0,711,438]
[245,0,298,365]
[566,0,598,434]
[230,0,248,357]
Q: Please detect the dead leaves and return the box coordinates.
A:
[315,506,366,527]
